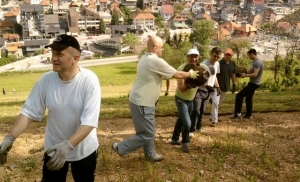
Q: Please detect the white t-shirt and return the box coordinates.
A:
[21,67,101,161]
[202,59,220,87]
[129,53,177,106]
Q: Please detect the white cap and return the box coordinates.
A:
[187,49,199,56]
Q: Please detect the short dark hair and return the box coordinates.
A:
[210,47,222,55]
[247,49,257,55]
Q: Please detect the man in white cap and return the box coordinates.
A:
[170,48,201,153]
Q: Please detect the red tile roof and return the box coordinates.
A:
[161,4,173,14]
[69,1,79,6]
[184,2,192,7]
[171,13,185,21]
[134,13,155,20]
[235,24,257,32]
[277,22,291,29]
[4,7,20,17]
[40,0,50,6]
[219,21,241,31]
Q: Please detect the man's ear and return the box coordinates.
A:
[74,55,80,61]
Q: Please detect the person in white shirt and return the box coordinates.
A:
[189,47,221,133]
[0,34,101,182]
[112,36,199,162]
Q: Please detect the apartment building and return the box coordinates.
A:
[160,4,173,21]
[99,0,108,11]
[0,21,16,35]
[133,13,155,29]
[0,8,4,20]
[221,6,235,21]
[170,13,188,29]
[66,7,80,34]
[39,0,51,13]
[143,0,159,12]
[78,7,101,31]
[4,7,20,23]
[44,14,64,38]
[20,4,45,40]
[248,5,277,28]
[121,0,137,11]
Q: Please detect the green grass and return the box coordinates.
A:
[0,62,300,121]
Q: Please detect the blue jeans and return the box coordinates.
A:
[172,96,194,144]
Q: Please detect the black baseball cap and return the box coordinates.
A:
[45,34,81,52]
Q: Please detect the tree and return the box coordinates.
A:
[122,33,139,48]
[229,38,251,63]
[111,10,120,25]
[164,27,171,39]
[45,8,53,14]
[14,24,22,36]
[99,19,106,34]
[281,36,300,87]
[178,33,183,45]
[173,33,178,46]
[163,41,193,69]
[166,35,171,45]
[136,0,143,9]
[121,6,133,25]
[189,20,215,58]
[155,15,164,29]
[80,4,84,10]
[162,44,174,65]
[173,3,184,14]
[216,39,229,51]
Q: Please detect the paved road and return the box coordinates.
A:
[0,55,139,73]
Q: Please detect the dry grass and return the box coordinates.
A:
[1,112,300,182]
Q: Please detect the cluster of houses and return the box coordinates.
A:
[0,0,299,58]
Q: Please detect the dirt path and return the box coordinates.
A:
[1,112,300,181]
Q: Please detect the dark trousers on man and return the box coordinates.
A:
[42,150,98,182]
[190,89,210,132]
[234,82,260,116]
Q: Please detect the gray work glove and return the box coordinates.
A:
[45,140,74,171]
[0,134,15,165]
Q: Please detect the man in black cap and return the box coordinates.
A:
[0,34,101,182]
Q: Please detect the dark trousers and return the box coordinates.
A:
[42,150,98,182]
[190,89,210,132]
[234,82,260,116]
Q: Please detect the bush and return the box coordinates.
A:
[34,49,45,56]
[0,57,10,66]
[258,78,281,92]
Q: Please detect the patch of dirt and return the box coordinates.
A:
[1,112,300,181]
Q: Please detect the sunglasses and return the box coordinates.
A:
[212,55,220,59]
